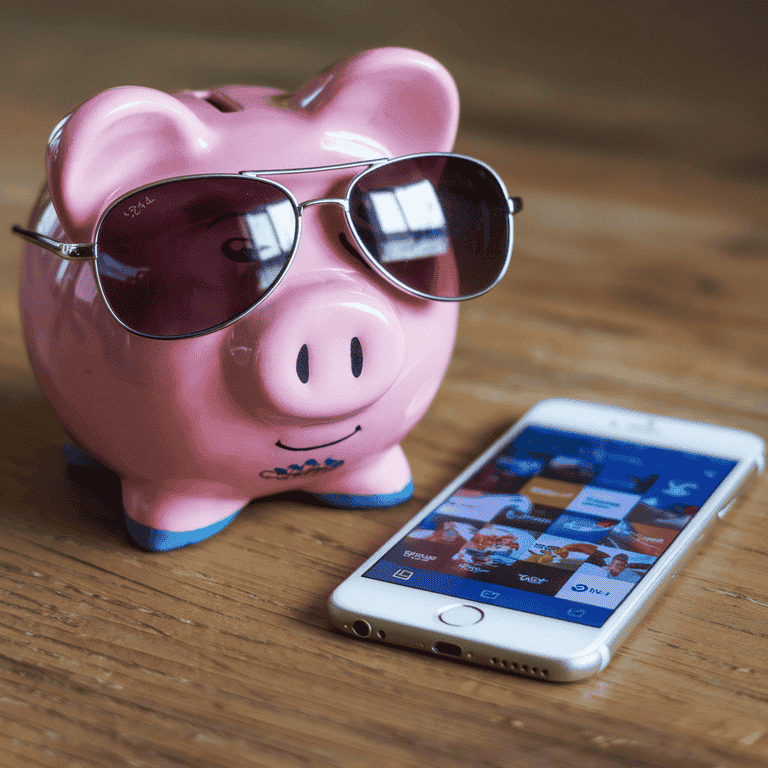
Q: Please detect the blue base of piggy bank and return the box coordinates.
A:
[63,443,412,551]
[124,510,243,552]
[310,481,414,509]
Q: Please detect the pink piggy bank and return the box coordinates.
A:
[15,48,519,551]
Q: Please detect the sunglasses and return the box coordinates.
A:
[14,152,522,340]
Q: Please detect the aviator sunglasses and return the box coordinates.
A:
[13,152,522,340]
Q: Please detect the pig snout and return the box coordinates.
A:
[227,283,407,420]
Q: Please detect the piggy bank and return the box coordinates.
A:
[16,48,517,551]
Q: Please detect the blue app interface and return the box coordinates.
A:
[363,426,736,627]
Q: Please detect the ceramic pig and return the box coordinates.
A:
[17,48,516,551]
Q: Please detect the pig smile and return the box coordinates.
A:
[275,425,362,452]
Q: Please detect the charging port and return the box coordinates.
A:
[433,641,463,657]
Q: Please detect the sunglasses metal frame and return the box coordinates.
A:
[13,152,522,340]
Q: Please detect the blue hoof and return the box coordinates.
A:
[124,509,242,552]
[311,478,414,509]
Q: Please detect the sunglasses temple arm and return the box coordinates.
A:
[11,226,96,261]
[509,197,523,215]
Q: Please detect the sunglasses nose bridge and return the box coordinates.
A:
[294,198,357,257]
[296,197,349,213]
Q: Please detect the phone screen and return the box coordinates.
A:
[363,425,737,627]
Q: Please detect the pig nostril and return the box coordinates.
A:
[351,337,363,378]
[296,339,363,383]
[296,344,309,383]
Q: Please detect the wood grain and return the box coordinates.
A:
[1,2,768,766]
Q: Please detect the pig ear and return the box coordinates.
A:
[47,86,214,240]
[288,48,460,156]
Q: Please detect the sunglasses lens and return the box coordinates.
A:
[348,156,510,299]
[96,177,297,337]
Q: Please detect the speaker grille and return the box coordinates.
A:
[490,657,549,677]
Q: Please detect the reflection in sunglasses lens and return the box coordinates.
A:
[92,156,510,338]
[96,177,297,338]
[349,156,509,299]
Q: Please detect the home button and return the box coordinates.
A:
[439,605,484,626]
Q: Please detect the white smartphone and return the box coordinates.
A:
[328,399,764,681]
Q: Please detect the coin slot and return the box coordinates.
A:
[202,92,242,113]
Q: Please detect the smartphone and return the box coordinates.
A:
[328,399,764,681]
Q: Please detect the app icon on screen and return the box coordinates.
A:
[546,512,617,544]
[579,545,655,582]
[518,534,598,571]
[556,572,634,609]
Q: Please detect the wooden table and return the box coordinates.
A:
[1,3,767,766]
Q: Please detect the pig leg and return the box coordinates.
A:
[65,443,246,551]
[121,480,250,552]
[308,444,413,508]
